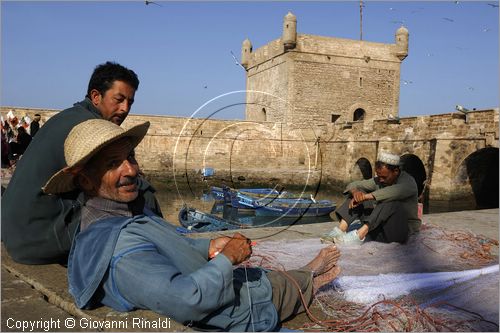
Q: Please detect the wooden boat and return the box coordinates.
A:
[223,187,336,217]
[210,186,226,201]
[178,206,245,232]
[211,186,285,202]
[254,198,336,217]
[213,185,309,202]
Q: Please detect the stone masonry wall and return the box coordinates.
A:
[245,34,403,126]
[2,106,498,203]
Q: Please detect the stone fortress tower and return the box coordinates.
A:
[242,12,409,126]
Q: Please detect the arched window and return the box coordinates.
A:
[353,108,365,121]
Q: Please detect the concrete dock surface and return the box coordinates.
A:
[2,208,498,332]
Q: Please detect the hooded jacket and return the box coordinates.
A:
[68,214,278,331]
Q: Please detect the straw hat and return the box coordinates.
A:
[377,151,401,166]
[43,119,150,194]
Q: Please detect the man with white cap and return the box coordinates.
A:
[43,119,342,331]
[322,151,421,244]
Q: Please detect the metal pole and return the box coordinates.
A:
[360,0,363,40]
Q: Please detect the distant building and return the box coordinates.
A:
[242,12,409,126]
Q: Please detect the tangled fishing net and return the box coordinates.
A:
[247,224,499,331]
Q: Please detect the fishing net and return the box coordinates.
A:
[247,224,499,331]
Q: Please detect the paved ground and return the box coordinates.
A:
[1,208,498,332]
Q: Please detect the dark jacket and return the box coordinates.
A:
[345,170,421,234]
[1,99,162,264]
[30,121,40,137]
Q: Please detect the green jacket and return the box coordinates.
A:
[1,99,162,264]
[344,171,421,234]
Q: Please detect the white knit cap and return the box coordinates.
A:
[377,151,401,166]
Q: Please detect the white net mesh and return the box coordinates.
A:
[247,224,499,331]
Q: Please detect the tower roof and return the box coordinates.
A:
[284,11,297,22]
[396,25,409,35]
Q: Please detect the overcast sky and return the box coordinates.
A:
[1,1,498,120]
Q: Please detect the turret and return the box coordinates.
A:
[282,11,297,51]
[241,38,252,69]
[395,26,409,61]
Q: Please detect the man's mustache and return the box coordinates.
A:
[116,176,138,188]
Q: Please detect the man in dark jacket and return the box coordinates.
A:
[1,61,163,264]
[322,152,421,245]
[30,114,41,137]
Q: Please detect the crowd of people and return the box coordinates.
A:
[1,61,421,331]
[1,112,41,167]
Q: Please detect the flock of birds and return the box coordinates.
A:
[391,1,497,100]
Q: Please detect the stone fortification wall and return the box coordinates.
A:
[2,106,498,204]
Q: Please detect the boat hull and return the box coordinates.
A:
[178,206,242,232]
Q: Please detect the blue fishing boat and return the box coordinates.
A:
[178,206,245,232]
[254,199,336,217]
[210,186,226,201]
[211,186,284,202]
[223,187,336,217]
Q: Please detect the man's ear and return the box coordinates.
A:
[74,171,97,195]
[89,89,102,106]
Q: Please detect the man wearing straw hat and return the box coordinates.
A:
[322,151,421,245]
[43,118,342,331]
[1,62,162,264]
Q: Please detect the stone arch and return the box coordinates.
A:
[350,157,372,180]
[400,154,427,196]
[353,108,366,121]
[457,147,499,209]
[347,103,369,122]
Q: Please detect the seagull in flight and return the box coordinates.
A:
[487,3,499,8]
[145,0,162,6]
[230,51,246,70]
[402,80,413,85]
[442,17,455,22]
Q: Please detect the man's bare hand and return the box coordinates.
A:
[349,189,374,208]
[220,233,252,265]
[209,236,231,259]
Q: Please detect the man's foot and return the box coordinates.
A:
[320,226,345,243]
[301,245,340,276]
[334,230,365,245]
[313,266,341,291]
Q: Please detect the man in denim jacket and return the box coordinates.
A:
[43,119,341,331]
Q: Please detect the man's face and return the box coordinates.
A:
[82,138,140,203]
[375,165,400,186]
[90,80,135,125]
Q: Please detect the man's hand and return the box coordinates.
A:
[208,236,231,259]
[349,189,374,208]
[220,233,252,265]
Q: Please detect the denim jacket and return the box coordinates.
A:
[67,214,278,331]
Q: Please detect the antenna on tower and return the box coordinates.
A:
[360,0,364,40]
